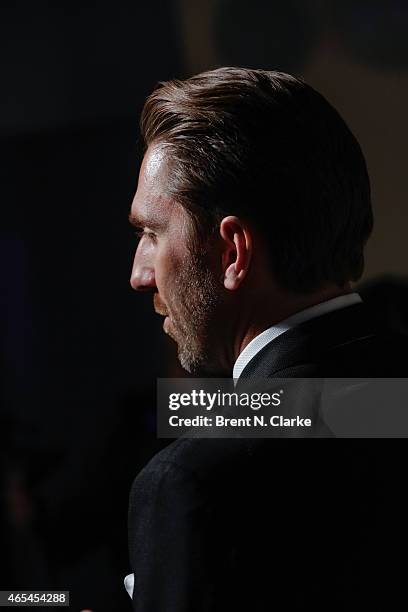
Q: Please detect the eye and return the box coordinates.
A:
[134,229,157,243]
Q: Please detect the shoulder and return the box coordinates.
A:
[247,302,408,377]
[317,331,408,376]
[129,436,264,508]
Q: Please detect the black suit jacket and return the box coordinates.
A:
[128,304,407,611]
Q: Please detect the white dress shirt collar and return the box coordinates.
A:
[232,293,362,381]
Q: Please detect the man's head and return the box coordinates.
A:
[129,146,233,375]
[130,67,373,374]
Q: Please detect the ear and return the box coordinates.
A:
[219,216,253,290]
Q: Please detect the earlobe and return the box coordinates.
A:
[224,264,240,290]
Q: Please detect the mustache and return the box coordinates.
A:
[153,293,169,316]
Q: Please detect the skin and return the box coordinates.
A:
[130,144,352,376]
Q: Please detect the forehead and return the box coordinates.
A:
[130,146,184,229]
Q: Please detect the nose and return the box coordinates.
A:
[130,244,156,291]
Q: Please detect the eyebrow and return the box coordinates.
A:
[128,212,165,231]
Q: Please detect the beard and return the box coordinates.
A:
[154,248,224,375]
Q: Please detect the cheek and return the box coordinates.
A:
[154,244,185,293]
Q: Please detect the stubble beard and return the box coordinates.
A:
[168,250,223,375]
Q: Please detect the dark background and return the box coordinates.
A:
[1,1,408,610]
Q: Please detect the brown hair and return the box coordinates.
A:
[140,67,373,293]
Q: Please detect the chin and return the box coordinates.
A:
[178,349,205,375]
[178,349,224,377]
[178,352,199,375]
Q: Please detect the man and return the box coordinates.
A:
[127,67,405,611]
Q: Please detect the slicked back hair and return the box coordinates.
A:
[140,67,373,293]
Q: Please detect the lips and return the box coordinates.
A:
[153,293,168,317]
[155,308,169,317]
